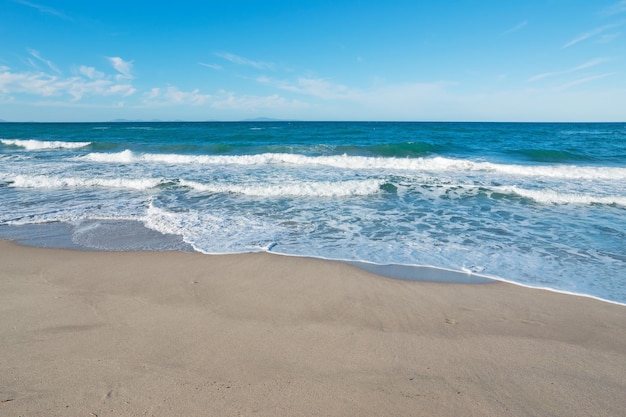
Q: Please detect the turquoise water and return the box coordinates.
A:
[1,122,625,303]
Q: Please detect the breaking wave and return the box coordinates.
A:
[81,151,626,181]
[1,139,92,150]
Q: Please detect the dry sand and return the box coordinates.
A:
[1,240,624,416]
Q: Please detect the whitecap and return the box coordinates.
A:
[79,151,626,181]
[7,174,163,190]
[178,178,384,197]
[1,139,91,150]
[494,185,626,206]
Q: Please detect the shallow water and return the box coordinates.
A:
[1,122,625,303]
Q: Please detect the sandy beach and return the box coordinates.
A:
[1,240,624,416]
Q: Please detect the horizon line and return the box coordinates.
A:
[1,119,625,124]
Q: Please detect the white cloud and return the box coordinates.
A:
[352,82,456,120]
[251,73,462,120]
[211,91,307,111]
[602,1,626,16]
[145,87,161,100]
[108,57,133,79]
[528,71,558,82]
[28,49,61,74]
[0,93,15,104]
[563,20,626,48]
[571,58,610,71]
[528,58,608,82]
[215,52,274,70]
[79,65,105,80]
[13,0,72,20]
[66,79,136,100]
[598,32,621,43]
[258,76,359,100]
[0,61,136,101]
[501,21,528,36]
[199,62,223,70]
[142,86,211,106]
[140,86,307,114]
[554,73,615,90]
[105,84,136,96]
[0,71,61,96]
[329,82,625,122]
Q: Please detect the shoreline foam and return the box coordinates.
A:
[1,221,624,306]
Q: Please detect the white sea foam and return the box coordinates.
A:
[178,178,384,197]
[143,203,279,254]
[7,174,163,190]
[1,139,91,150]
[495,186,626,206]
[483,162,626,180]
[3,122,625,305]
[81,151,626,181]
[83,149,135,162]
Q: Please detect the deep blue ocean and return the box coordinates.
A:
[1,122,625,304]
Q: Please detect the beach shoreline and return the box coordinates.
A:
[3,121,625,305]
[1,239,624,416]
[2,221,623,307]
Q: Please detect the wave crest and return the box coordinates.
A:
[1,139,91,150]
[6,174,162,190]
[495,186,626,206]
[179,178,384,197]
[81,150,626,181]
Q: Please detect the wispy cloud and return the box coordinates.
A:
[210,91,307,112]
[501,21,528,36]
[598,32,621,43]
[555,73,615,90]
[528,58,608,82]
[602,0,626,16]
[258,76,358,100]
[107,57,133,79]
[0,71,58,97]
[215,52,274,70]
[0,71,135,100]
[28,49,61,74]
[0,58,136,101]
[13,0,72,21]
[65,79,136,100]
[78,65,105,80]
[142,86,211,106]
[199,62,223,70]
[141,85,307,113]
[563,20,626,48]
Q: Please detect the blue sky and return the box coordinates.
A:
[1,0,625,122]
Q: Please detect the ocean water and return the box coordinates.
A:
[1,121,625,304]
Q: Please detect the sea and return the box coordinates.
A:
[1,121,625,304]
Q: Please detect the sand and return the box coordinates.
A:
[1,240,624,416]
